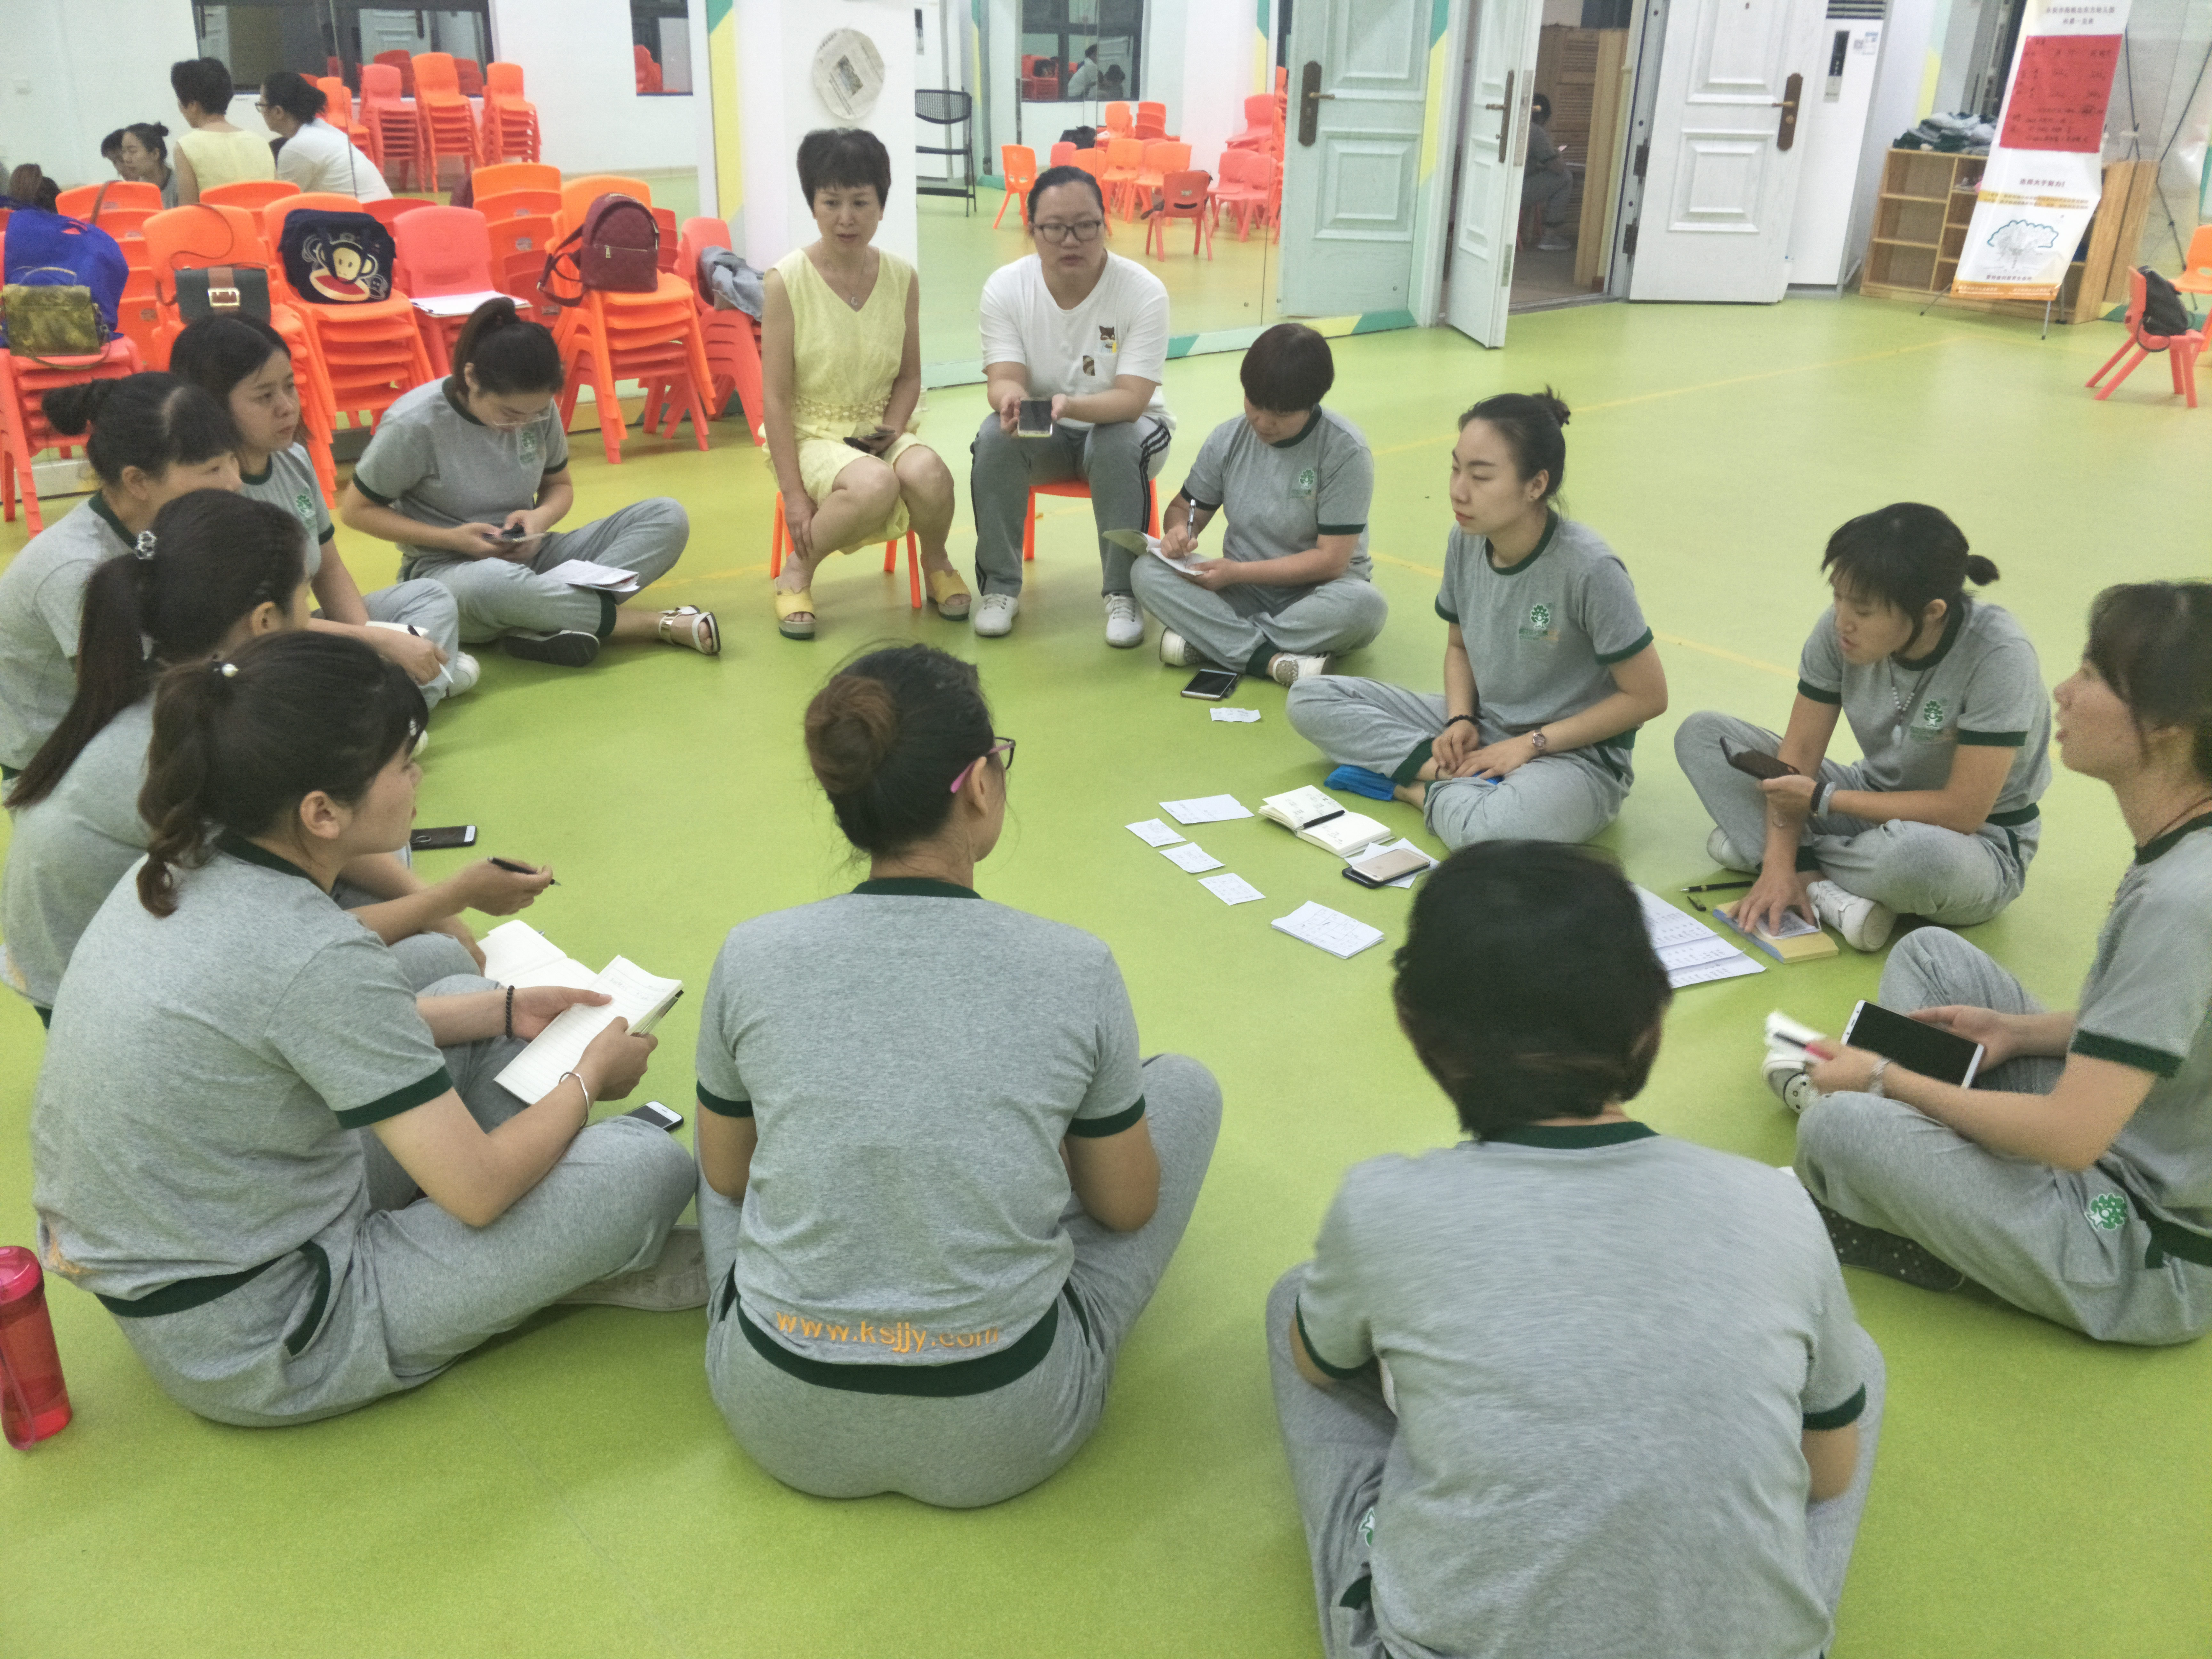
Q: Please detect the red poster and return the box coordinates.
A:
[1999,34,2122,153]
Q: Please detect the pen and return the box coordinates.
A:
[491,856,557,886]
[1301,809,1346,829]
[1680,878,1753,912]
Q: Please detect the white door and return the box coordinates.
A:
[1626,0,1826,302]
[1277,0,1433,318]
[358,10,432,61]
[1444,0,1545,345]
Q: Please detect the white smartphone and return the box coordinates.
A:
[625,1100,685,1132]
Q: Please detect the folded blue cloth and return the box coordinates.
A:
[1326,765,1396,801]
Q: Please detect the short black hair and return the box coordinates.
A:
[2084,581,2212,786]
[448,296,564,397]
[171,57,236,114]
[1027,164,1105,226]
[1821,503,1998,627]
[1240,324,1334,413]
[797,127,892,207]
[1393,842,1671,1138]
[102,129,127,158]
[260,71,329,124]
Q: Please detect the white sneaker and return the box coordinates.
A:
[1763,1049,1817,1115]
[445,650,481,697]
[557,1224,707,1311]
[1159,628,1198,668]
[1104,594,1144,648]
[1269,652,1329,686]
[1537,236,1571,252]
[1707,825,1755,872]
[1806,878,1897,952]
[972,593,1019,637]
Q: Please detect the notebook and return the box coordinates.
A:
[1258,787,1390,858]
[1712,901,1840,964]
[1631,886,1764,988]
[479,920,592,987]
[489,928,685,1101]
[1272,902,1385,959]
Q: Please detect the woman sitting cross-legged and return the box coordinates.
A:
[764,128,965,638]
[1783,581,2212,1345]
[28,632,700,1427]
[695,644,1220,1505]
[1270,841,1882,1659]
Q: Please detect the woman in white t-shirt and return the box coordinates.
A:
[258,72,392,202]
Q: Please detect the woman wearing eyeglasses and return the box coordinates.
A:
[694,644,1221,1505]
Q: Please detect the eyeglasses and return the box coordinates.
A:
[950,737,1016,792]
[252,101,272,114]
[1033,220,1105,245]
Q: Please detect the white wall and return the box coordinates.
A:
[488,0,701,176]
[0,1,199,192]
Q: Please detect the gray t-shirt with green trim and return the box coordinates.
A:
[1296,1124,1868,1659]
[1180,407,1374,579]
[2072,819,2212,1233]
[1794,600,2049,826]
[0,497,131,770]
[1435,514,1653,771]
[236,443,330,579]
[694,878,1145,1367]
[1,698,152,1009]
[30,834,451,1302]
[350,379,569,570]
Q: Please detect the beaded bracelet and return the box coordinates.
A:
[503,984,515,1040]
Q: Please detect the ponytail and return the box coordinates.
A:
[41,373,237,489]
[447,296,563,399]
[138,633,424,917]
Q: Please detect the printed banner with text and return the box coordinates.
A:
[1951,0,2131,300]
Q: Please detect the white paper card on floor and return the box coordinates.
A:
[1209,708,1262,723]
[1271,902,1386,959]
[1632,885,1764,988]
[495,956,685,1101]
[540,558,642,593]
[1161,794,1253,825]
[1126,818,1186,847]
[1200,873,1265,905]
[1161,841,1225,873]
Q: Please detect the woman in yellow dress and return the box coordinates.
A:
[764,129,966,640]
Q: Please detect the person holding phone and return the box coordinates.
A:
[1675,504,2048,952]
[694,645,1221,1506]
[171,315,473,708]
[764,128,965,639]
[1131,324,1387,687]
[27,632,700,1427]
[340,298,716,669]
[1271,843,1880,1659]
[1523,93,1574,253]
[1286,390,1667,849]
[968,164,1174,644]
[1779,582,2212,1345]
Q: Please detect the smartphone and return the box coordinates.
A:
[1181,669,1241,701]
[1724,741,1799,782]
[1842,1000,1984,1087]
[1016,398,1054,437]
[1343,846,1433,887]
[409,824,477,850]
[625,1100,685,1132]
[499,524,530,540]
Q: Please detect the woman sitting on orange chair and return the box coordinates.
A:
[763,128,965,640]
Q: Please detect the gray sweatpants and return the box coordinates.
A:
[1522,164,1573,230]
[361,578,466,710]
[1796,929,2212,1345]
[1130,558,1388,676]
[1676,710,2031,924]
[701,1054,1222,1507]
[1286,677,1627,848]
[969,413,1173,597]
[111,975,696,1426]
[1265,1265,1884,1659]
[403,498,690,643]
[328,865,482,993]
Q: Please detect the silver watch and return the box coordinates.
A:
[1527,729,1550,753]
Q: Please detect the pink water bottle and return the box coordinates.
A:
[0,1246,73,1448]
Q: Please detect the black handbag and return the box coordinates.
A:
[169,264,272,323]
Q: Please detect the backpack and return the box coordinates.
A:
[277,210,397,304]
[2,209,127,332]
[1058,125,1098,150]
[541,194,659,305]
[2138,267,2191,340]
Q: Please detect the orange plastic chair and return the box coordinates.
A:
[488,213,560,319]
[360,64,425,190]
[1227,93,1281,152]
[1022,477,1159,565]
[412,53,480,186]
[670,215,762,425]
[474,160,560,204]
[1137,101,1166,129]
[1049,142,1076,166]
[54,181,160,219]
[454,59,484,98]
[635,44,664,94]
[317,77,357,137]
[1130,140,1189,217]
[2173,225,2212,305]
[263,195,434,434]
[1145,170,1213,260]
[1102,103,1133,136]
[558,175,654,232]
[366,196,432,230]
[393,204,496,372]
[553,274,715,464]
[652,207,680,273]
[1069,148,1115,238]
[995,146,1038,229]
[2087,268,2205,408]
[771,495,922,610]
[483,63,541,164]
[374,50,416,98]
[203,180,303,211]
[0,340,143,535]
[474,188,562,225]
[1100,138,1145,220]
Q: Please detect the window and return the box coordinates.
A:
[630,0,694,95]
[190,3,492,92]
[1020,0,1142,102]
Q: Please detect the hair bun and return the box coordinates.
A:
[42,379,114,437]
[1963,553,2001,586]
[804,674,900,796]
[1534,386,1571,427]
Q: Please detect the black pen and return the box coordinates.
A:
[1680,879,1756,894]
[1301,809,1346,829]
[491,856,557,886]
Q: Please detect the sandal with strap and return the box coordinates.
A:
[773,586,816,641]
[658,605,720,656]
[924,567,972,621]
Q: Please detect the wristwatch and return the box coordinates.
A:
[1527,729,1550,753]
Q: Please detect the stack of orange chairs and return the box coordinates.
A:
[1102,102,1133,140]
[373,50,416,98]
[262,195,433,442]
[545,176,712,464]
[359,63,426,190]
[0,339,144,534]
[1134,101,1170,142]
[1100,137,1145,220]
[202,180,302,212]
[1211,148,1277,241]
[454,59,485,97]
[483,63,541,164]
[412,52,481,189]
[317,76,357,140]
[140,203,340,502]
[472,161,561,321]
[54,182,165,367]
[667,215,764,434]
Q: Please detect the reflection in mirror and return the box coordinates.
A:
[192,3,490,92]
[632,0,694,94]
[1021,0,1142,102]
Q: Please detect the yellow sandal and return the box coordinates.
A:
[773,586,816,641]
[924,568,972,620]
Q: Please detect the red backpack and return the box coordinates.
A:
[541,194,659,305]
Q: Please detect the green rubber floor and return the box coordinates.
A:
[3,296,2205,1659]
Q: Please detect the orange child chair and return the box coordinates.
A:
[489,213,561,320]
[635,44,664,94]
[374,50,416,98]
[263,195,435,436]
[0,340,143,535]
[1101,138,1146,220]
[317,77,357,137]
[412,53,480,188]
[771,497,922,610]
[366,196,432,231]
[670,215,764,425]
[1129,141,1189,219]
[554,278,716,463]
[483,63,542,164]
[1102,102,1133,136]
[2087,268,2205,408]
[54,181,161,219]
[2173,224,2212,313]
[1050,142,1077,166]
[1211,148,1266,240]
[474,161,562,219]
[392,205,498,373]
[1227,94,1282,151]
[202,180,303,212]
[1145,170,1213,260]
[652,207,680,273]
[360,64,426,190]
[1068,147,1115,236]
[995,145,1038,228]
[454,59,484,97]
[1022,477,1160,565]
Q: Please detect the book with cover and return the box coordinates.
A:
[1258,787,1389,858]
[1713,902,1840,964]
[486,924,685,1100]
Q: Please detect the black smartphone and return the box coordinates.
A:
[1842,1000,1984,1086]
[625,1100,685,1132]
[1181,669,1240,701]
[1017,398,1054,436]
[1724,741,1799,781]
[409,824,477,850]
[499,524,530,540]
